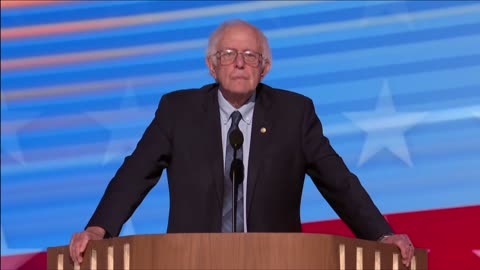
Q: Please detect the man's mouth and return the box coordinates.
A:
[231,76,249,80]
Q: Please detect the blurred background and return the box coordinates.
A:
[1,1,479,269]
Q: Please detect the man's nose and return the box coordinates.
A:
[234,53,245,68]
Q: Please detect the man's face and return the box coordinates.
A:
[207,24,271,98]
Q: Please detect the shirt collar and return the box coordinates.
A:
[218,88,256,125]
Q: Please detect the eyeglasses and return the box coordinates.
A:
[214,49,264,67]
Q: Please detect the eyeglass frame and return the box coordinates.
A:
[212,48,266,67]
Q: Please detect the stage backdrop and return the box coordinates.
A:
[1,1,479,270]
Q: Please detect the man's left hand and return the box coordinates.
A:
[380,234,415,267]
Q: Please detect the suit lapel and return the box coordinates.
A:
[246,84,273,219]
[201,84,225,211]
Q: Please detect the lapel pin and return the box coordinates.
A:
[260,127,267,134]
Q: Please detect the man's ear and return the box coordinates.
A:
[260,60,271,79]
[206,56,217,80]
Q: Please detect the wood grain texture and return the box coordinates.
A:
[47,233,428,270]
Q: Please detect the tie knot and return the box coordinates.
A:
[230,111,242,128]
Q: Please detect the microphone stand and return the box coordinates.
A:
[229,128,244,233]
[231,149,238,232]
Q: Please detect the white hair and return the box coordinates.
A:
[206,19,272,65]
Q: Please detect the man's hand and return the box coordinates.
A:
[379,234,415,267]
[69,226,106,264]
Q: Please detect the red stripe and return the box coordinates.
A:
[0,1,67,9]
[1,252,46,270]
[303,205,480,270]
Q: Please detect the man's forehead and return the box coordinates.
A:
[223,24,258,36]
[220,27,260,46]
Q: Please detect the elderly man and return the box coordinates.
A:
[70,19,414,267]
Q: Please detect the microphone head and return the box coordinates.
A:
[229,129,244,150]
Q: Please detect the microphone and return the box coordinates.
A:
[229,128,243,151]
[229,128,244,184]
[228,128,244,232]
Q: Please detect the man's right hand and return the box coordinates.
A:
[69,226,106,264]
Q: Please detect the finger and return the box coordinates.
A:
[74,244,83,264]
[402,250,410,267]
[408,244,415,266]
[401,249,409,266]
[72,234,82,264]
[403,244,414,267]
[77,235,90,263]
[401,248,409,267]
[73,234,84,264]
[405,236,414,267]
[73,240,80,264]
[396,237,409,266]
[69,234,76,263]
[400,242,409,260]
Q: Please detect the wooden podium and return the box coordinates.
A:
[47,233,427,269]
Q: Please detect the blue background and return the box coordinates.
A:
[2,1,479,254]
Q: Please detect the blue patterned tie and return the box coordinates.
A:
[222,111,244,232]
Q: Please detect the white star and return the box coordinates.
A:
[87,80,147,165]
[474,111,480,119]
[1,92,38,165]
[473,249,480,258]
[1,122,27,165]
[362,1,416,30]
[1,90,7,109]
[344,80,427,167]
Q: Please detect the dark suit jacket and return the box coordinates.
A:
[87,83,392,240]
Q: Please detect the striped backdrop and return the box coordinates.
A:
[2,1,479,268]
